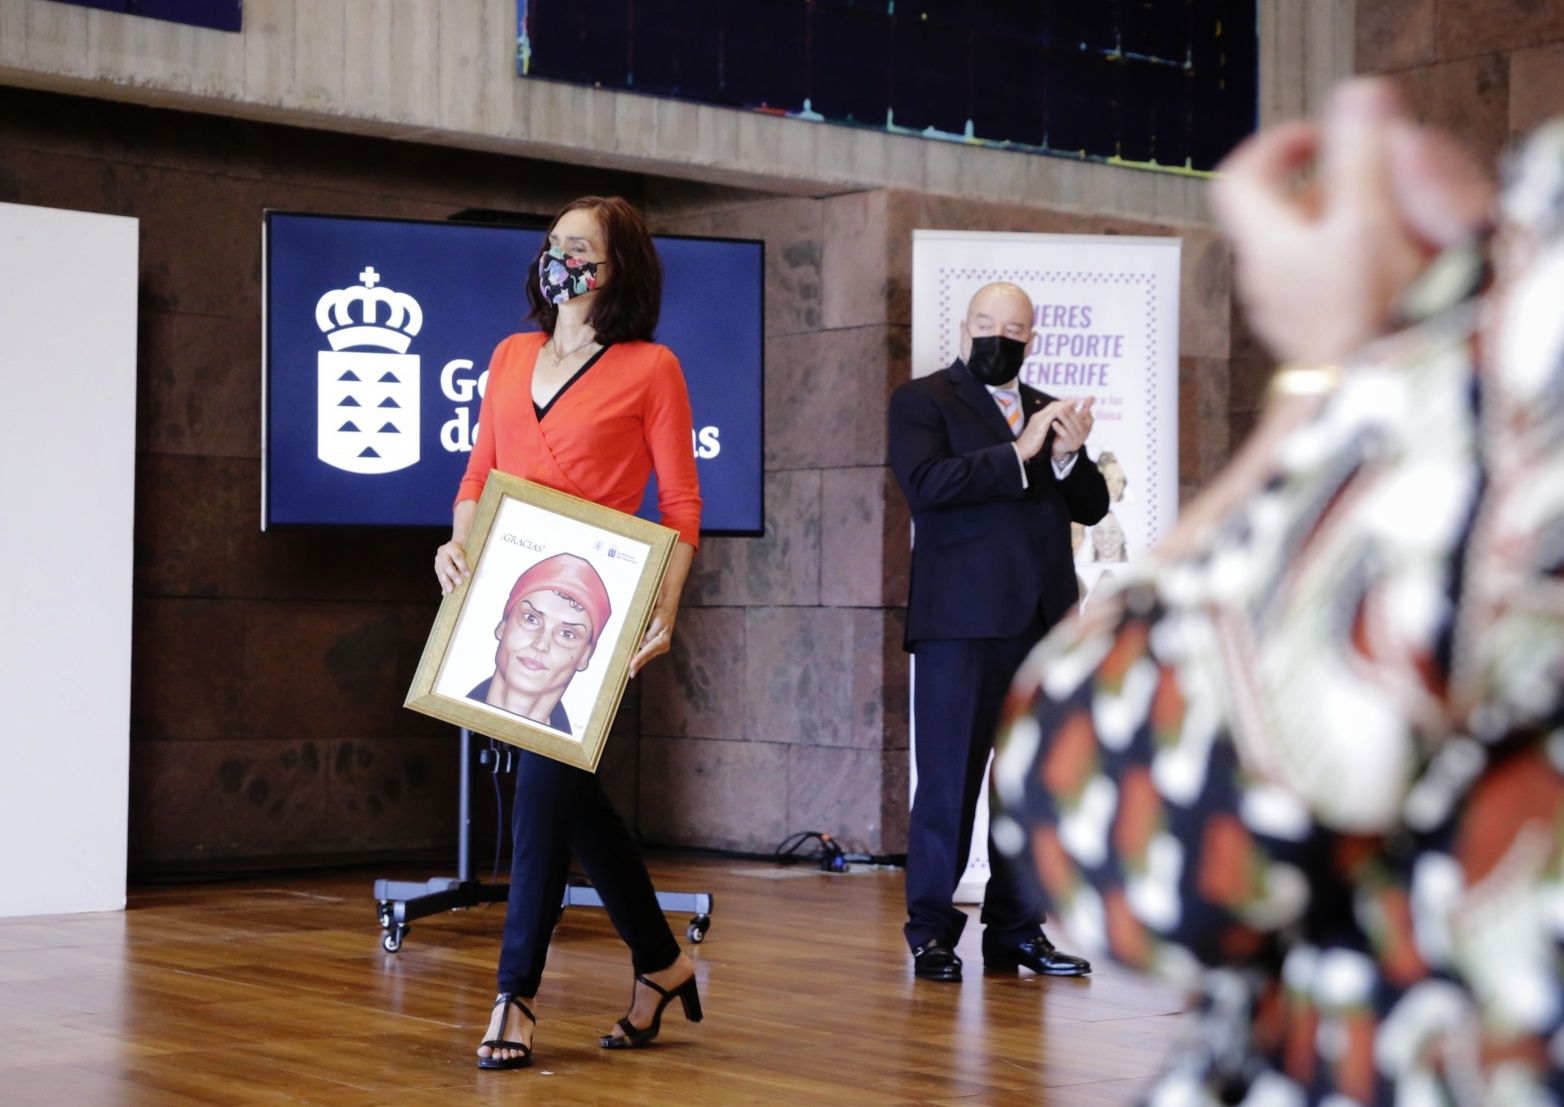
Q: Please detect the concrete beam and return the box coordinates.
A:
[0,0,1355,224]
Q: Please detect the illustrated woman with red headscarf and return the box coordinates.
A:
[469,553,614,736]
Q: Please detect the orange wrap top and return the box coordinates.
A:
[455,332,702,548]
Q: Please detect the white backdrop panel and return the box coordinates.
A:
[0,201,138,917]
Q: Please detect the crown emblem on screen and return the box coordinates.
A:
[314,267,423,353]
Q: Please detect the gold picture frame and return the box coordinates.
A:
[405,473,676,772]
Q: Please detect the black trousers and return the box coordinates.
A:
[497,749,681,997]
[904,620,1048,954]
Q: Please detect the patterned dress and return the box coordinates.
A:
[991,121,1564,1107]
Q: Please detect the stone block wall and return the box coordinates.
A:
[1356,0,1564,164]
[0,86,654,870]
[0,0,1387,872]
[636,193,913,855]
[1,82,1246,871]
[634,182,1241,857]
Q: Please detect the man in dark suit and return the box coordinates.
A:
[888,281,1108,982]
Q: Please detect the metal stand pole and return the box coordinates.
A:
[372,729,507,951]
[457,727,472,882]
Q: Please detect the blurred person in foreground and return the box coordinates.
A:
[992,79,1564,1104]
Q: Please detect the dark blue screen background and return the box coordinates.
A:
[49,0,242,32]
[264,212,763,533]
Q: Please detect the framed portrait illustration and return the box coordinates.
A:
[405,474,677,772]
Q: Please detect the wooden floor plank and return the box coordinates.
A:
[0,858,1188,1105]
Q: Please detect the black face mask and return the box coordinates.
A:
[965,335,1027,386]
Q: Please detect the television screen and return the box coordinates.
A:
[262,211,764,534]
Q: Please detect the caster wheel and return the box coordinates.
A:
[687,915,710,944]
[377,903,393,929]
[382,927,406,953]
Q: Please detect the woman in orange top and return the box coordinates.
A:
[433,196,703,1071]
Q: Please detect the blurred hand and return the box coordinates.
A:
[1211,78,1493,365]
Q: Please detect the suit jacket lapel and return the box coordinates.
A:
[947,359,1015,444]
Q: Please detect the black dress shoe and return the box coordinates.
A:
[912,939,963,982]
[984,935,1091,977]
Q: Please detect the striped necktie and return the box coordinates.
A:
[995,389,1022,436]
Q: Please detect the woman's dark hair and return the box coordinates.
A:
[526,195,662,343]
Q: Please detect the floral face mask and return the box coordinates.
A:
[537,246,602,305]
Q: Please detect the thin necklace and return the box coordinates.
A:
[548,332,598,365]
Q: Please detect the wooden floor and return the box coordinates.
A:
[0,857,1188,1106]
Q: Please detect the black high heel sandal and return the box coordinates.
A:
[599,973,703,1049]
[477,992,535,1070]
